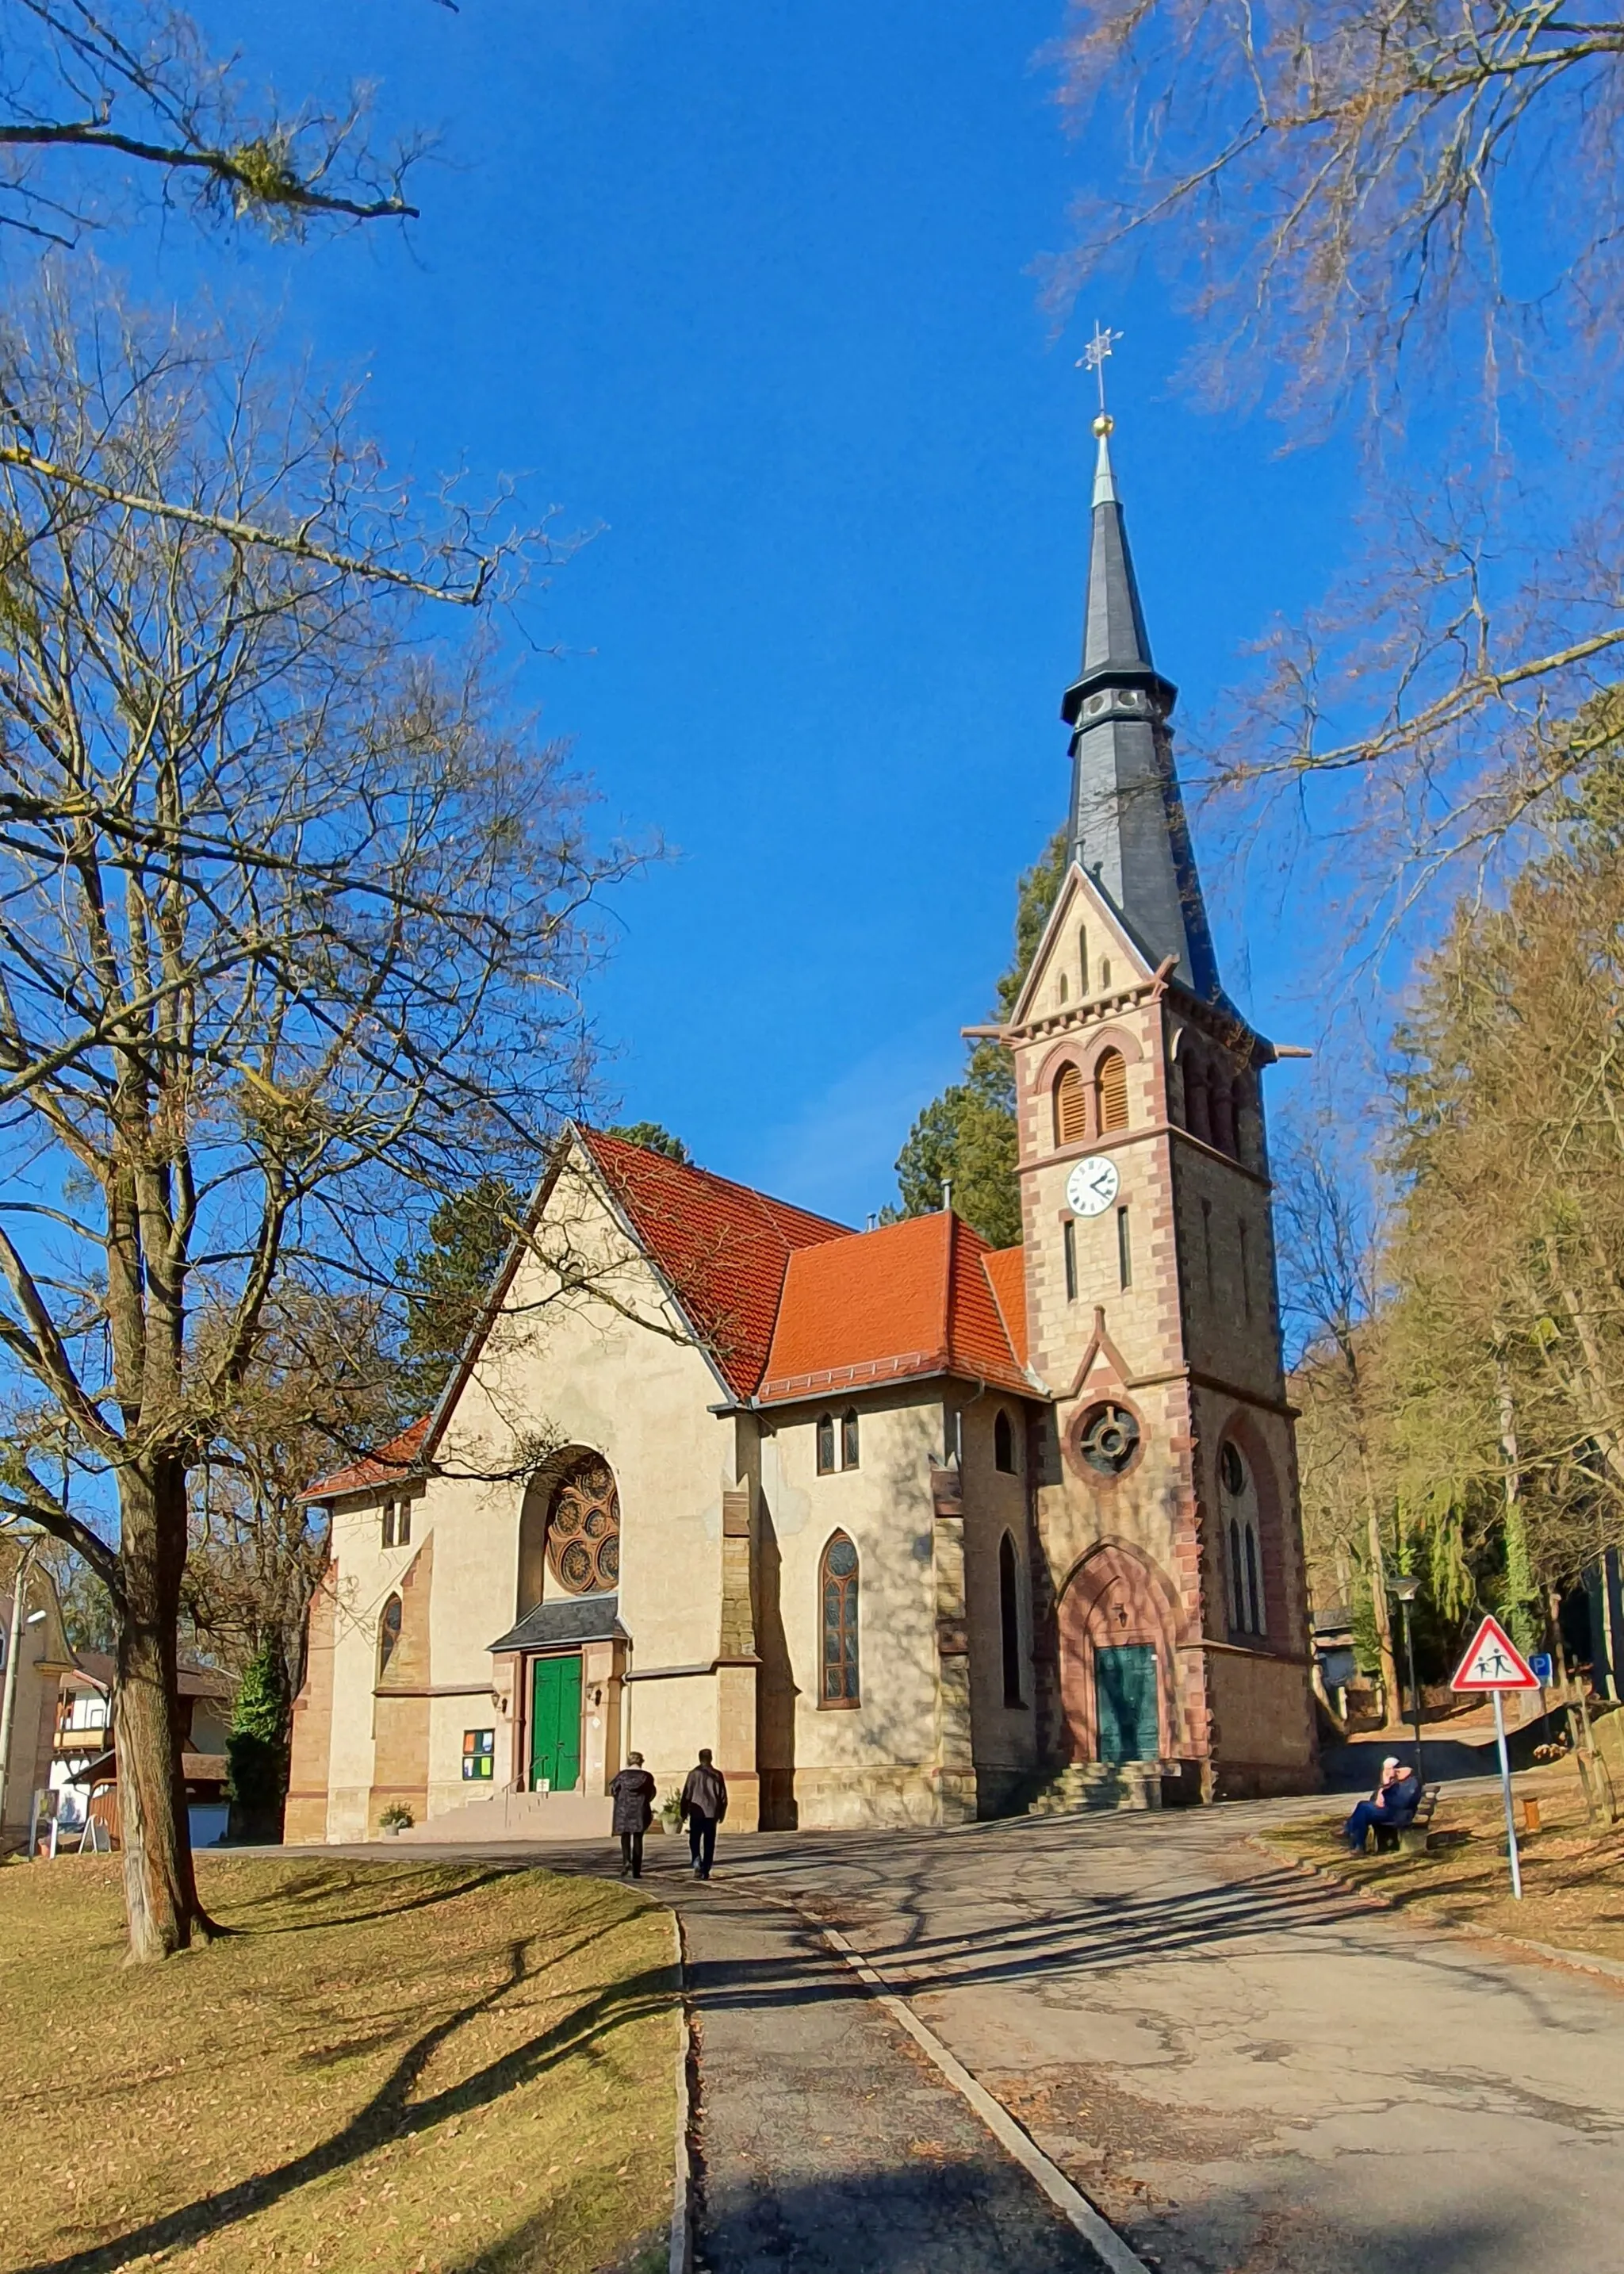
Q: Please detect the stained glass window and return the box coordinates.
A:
[821,1532,860,1705]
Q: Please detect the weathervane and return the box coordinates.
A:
[1077,320,1123,434]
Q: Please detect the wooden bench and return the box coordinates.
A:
[1375,1781,1441,1856]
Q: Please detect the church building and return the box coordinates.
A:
[285,414,1318,1843]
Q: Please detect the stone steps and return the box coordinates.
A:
[393,1787,614,1843]
[1025,1760,1164,1816]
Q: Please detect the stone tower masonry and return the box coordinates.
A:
[983,413,1318,1800]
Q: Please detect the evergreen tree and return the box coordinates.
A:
[396,1175,524,1412]
[225,1642,287,1842]
[890,832,1066,1248]
[604,1122,691,1163]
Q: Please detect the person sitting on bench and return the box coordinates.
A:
[1343,1756,1421,1853]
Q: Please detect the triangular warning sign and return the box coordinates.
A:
[1450,1613,1539,1693]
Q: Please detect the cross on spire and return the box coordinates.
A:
[1078,321,1124,420]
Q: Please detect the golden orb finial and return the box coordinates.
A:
[1093,411,1115,439]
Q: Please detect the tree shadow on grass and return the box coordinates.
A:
[18,1936,676,2274]
[213,1859,530,1935]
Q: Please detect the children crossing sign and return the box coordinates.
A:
[1450,1613,1538,1902]
[1450,1614,1539,1693]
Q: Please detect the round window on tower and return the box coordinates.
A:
[1220,1440,1247,1496]
[1067,1400,1144,1482]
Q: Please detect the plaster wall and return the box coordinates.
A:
[953,1394,1040,1790]
[760,1386,944,1826]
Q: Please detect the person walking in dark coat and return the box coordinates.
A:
[680,1749,728,1879]
[610,1752,657,1879]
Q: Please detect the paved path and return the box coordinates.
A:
[715,1804,1624,2274]
[679,1878,1102,2272]
[311,1802,1624,2272]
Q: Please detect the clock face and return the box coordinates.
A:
[1067,1155,1120,1219]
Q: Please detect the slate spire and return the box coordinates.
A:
[1060,416,1221,999]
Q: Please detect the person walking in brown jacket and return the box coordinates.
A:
[610,1752,657,1879]
[680,1749,727,1879]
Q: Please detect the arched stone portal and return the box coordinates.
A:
[1056,1540,1185,1766]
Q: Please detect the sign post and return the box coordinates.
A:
[1450,1614,1540,1900]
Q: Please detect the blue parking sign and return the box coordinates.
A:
[1530,1652,1553,1686]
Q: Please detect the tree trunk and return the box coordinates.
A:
[1495,1362,1538,1659]
[1359,1450,1399,1722]
[115,1455,215,1961]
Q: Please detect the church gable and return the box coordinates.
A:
[1006,861,1159,1033]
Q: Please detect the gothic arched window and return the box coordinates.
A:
[1220,1440,1265,1636]
[1096,1048,1129,1133]
[999,1532,1024,1706]
[378,1594,403,1679]
[1054,1063,1087,1148]
[816,1413,836,1474]
[820,1533,860,1705]
[546,1455,621,1596]
[841,1409,860,1470]
[994,1408,1017,1474]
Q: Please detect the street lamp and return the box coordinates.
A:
[1388,1570,1425,1788]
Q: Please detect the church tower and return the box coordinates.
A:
[996,409,1317,1800]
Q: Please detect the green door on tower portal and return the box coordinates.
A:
[529,1655,583,1792]
[1096,1644,1159,1763]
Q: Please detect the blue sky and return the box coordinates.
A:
[187,0,1357,1221]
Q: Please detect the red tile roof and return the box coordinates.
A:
[579,1128,851,1400]
[305,1414,433,1503]
[304,1136,1036,1505]
[757,1212,1031,1405]
[982,1245,1030,1371]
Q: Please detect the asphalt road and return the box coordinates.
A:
[311,1800,1624,2273]
[710,1803,1624,2274]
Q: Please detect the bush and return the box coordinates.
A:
[377,1800,415,1831]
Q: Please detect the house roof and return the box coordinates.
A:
[305,1413,434,1504]
[982,1245,1030,1371]
[66,1652,232,1701]
[756,1211,1031,1405]
[578,1127,852,1400]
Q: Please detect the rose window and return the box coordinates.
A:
[1077,1402,1141,1477]
[546,1457,621,1596]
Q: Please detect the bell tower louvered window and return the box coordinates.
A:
[1054,1064,1087,1148]
[1096,1048,1129,1133]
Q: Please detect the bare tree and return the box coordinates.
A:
[1052,2,1624,907]
[0,0,430,244]
[1276,1104,1401,1711]
[0,278,625,1958]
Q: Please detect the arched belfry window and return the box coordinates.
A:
[994,1408,1017,1474]
[1220,1440,1265,1636]
[377,1593,403,1679]
[1054,1063,1087,1148]
[999,1532,1023,1706]
[1186,1059,1212,1145]
[821,1533,860,1705]
[816,1413,836,1474]
[1096,1048,1129,1133]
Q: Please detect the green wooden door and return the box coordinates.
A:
[529,1655,583,1792]
[1096,1645,1159,1763]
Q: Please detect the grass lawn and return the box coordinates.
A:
[1261,1758,1624,1967]
[0,1854,676,2274]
